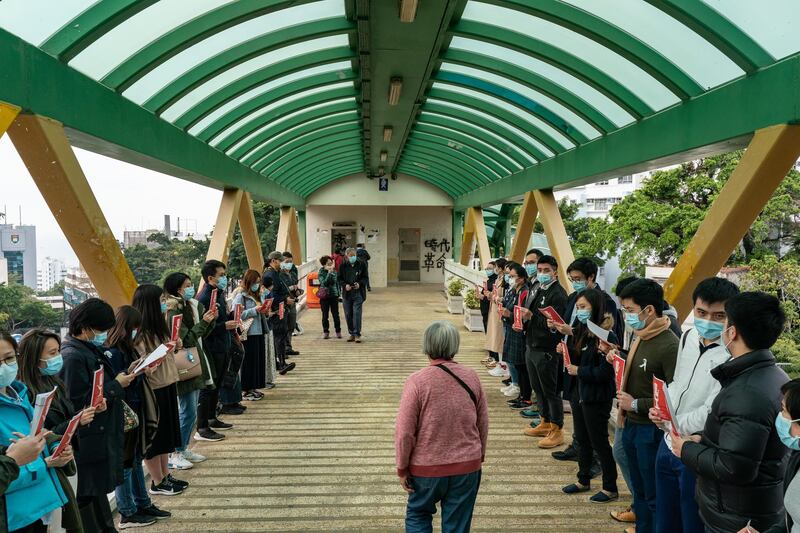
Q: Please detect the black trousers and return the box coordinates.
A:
[77,494,115,533]
[514,362,532,401]
[571,397,617,493]
[270,315,288,368]
[320,297,341,333]
[525,348,564,427]
[11,521,46,533]
[198,348,228,428]
[285,304,297,350]
[241,333,266,390]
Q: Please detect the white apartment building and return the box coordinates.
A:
[37,256,67,292]
[555,172,648,218]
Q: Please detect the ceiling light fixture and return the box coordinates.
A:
[388,77,402,105]
[378,166,385,175]
[399,0,419,22]
[383,126,393,142]
[380,150,388,162]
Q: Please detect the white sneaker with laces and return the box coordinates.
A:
[503,384,521,397]
[168,452,193,470]
[182,449,207,463]
[500,384,513,394]
[488,363,507,377]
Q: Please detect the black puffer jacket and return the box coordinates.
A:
[681,349,790,533]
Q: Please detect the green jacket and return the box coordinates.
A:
[0,447,20,533]
[318,268,341,299]
[166,295,216,396]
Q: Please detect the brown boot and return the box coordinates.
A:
[538,427,565,449]
[523,420,552,437]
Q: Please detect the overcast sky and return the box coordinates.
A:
[1,136,221,266]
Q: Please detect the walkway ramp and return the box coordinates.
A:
[144,284,629,532]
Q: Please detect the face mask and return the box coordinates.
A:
[694,317,724,341]
[90,330,108,347]
[625,310,646,331]
[216,275,228,291]
[0,362,17,388]
[41,354,63,376]
[250,283,260,293]
[261,290,271,301]
[160,302,168,314]
[183,286,195,300]
[537,273,552,285]
[576,309,592,324]
[721,326,734,356]
[504,274,511,285]
[348,256,357,264]
[484,269,494,276]
[131,329,138,340]
[572,280,587,293]
[524,264,537,277]
[775,412,800,451]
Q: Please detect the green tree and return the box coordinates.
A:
[739,255,800,376]
[37,280,65,297]
[124,236,209,286]
[0,283,62,330]
[226,201,279,276]
[600,152,800,272]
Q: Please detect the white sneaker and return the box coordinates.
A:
[503,384,521,397]
[500,384,512,394]
[181,449,207,463]
[168,452,193,470]
[488,363,507,377]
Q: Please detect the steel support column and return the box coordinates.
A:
[460,207,491,268]
[237,191,264,271]
[509,191,539,263]
[664,124,800,319]
[207,188,243,264]
[276,206,303,262]
[0,102,20,140]
[7,113,137,308]
[534,189,574,294]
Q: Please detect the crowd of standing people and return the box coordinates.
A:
[0,250,308,532]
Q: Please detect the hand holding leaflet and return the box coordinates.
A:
[29,386,57,436]
[652,376,673,422]
[209,288,218,311]
[513,306,524,330]
[234,303,243,324]
[612,354,625,392]
[560,341,571,369]
[90,368,104,408]
[132,344,170,375]
[587,319,611,342]
[258,298,273,314]
[538,306,565,325]
[170,314,182,343]
[50,412,82,459]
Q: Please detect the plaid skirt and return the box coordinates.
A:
[503,323,527,365]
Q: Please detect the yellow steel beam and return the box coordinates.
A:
[471,207,492,269]
[207,188,244,264]
[0,102,20,140]
[534,189,574,294]
[237,191,264,271]
[509,191,539,263]
[459,207,476,266]
[664,124,800,319]
[276,206,303,261]
[7,114,137,308]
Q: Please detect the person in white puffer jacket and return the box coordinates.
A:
[649,277,740,533]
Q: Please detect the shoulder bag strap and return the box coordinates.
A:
[434,364,477,406]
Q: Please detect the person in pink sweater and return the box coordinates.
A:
[395,321,489,533]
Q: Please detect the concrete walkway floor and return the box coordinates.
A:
[143,284,630,532]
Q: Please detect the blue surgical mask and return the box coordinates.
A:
[41,354,63,376]
[775,413,800,451]
[183,286,195,300]
[694,317,724,341]
[160,302,168,314]
[625,311,646,331]
[576,309,592,324]
[524,264,537,277]
[131,329,138,340]
[0,362,18,388]
[261,290,272,301]
[216,275,228,290]
[250,283,260,293]
[281,262,292,270]
[572,280,587,293]
[484,269,494,276]
[90,330,108,347]
[537,273,552,285]
[504,274,511,285]
[348,255,357,264]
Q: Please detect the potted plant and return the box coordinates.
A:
[462,288,484,332]
[446,277,466,314]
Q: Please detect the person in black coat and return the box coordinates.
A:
[263,251,296,374]
[674,292,790,533]
[356,243,371,291]
[560,288,619,503]
[60,298,135,533]
[478,261,497,363]
[338,248,368,342]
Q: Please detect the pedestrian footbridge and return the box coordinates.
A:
[143,284,629,532]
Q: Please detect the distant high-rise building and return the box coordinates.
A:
[37,257,67,292]
[0,257,7,285]
[554,173,649,219]
[63,264,98,311]
[0,224,37,289]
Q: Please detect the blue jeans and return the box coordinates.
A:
[177,389,199,451]
[220,375,242,406]
[507,361,519,385]
[622,422,662,533]
[612,426,634,496]
[342,291,363,336]
[115,456,152,517]
[655,439,704,533]
[405,470,481,533]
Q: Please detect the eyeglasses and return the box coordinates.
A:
[0,355,17,366]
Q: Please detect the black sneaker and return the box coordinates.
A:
[278,362,296,375]
[209,418,233,431]
[552,444,579,462]
[509,400,532,410]
[167,474,189,489]
[286,350,300,356]
[506,395,523,405]
[119,512,156,528]
[194,428,225,442]
[138,504,171,519]
[501,378,512,386]
[148,479,183,496]
[220,404,245,415]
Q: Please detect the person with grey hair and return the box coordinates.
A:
[395,321,489,532]
[338,247,368,343]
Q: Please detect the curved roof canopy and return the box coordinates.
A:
[1,0,798,207]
